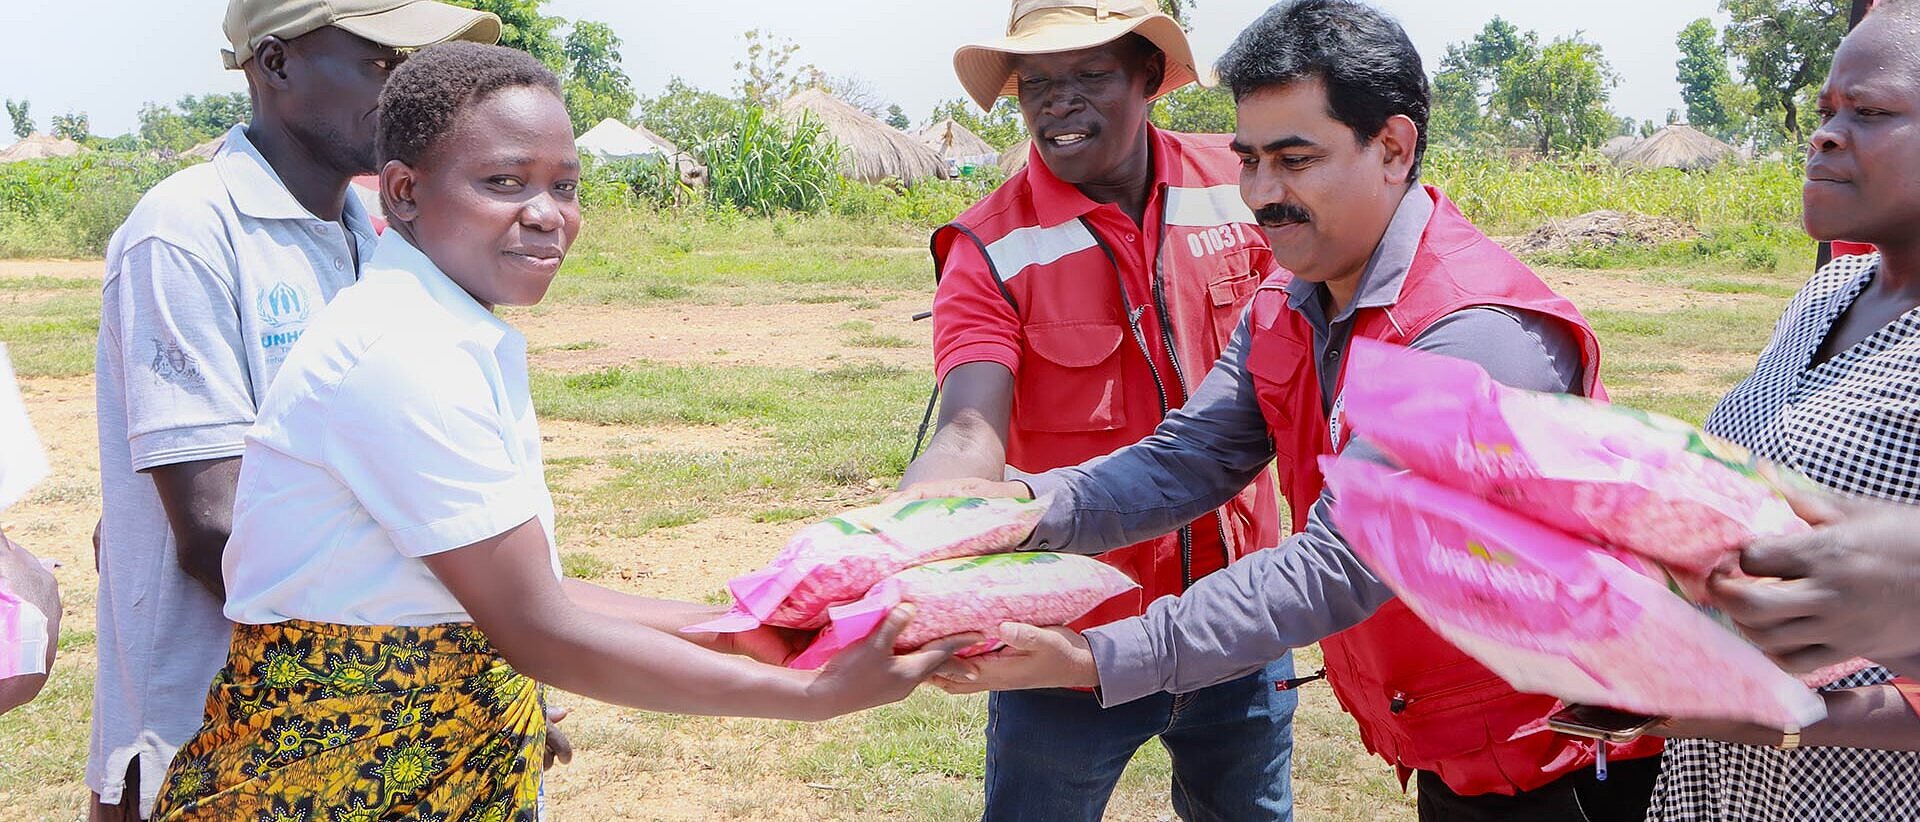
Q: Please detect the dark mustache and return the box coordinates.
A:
[1255,203,1310,226]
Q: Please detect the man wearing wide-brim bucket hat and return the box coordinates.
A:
[900,2,1298,820]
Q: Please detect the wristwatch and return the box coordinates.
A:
[1779,728,1802,750]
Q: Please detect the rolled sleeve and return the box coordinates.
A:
[111,238,256,471]
[323,338,537,558]
[932,238,1021,384]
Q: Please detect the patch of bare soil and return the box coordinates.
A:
[1537,268,1750,314]
[510,298,933,373]
[1509,211,1700,255]
[0,259,100,282]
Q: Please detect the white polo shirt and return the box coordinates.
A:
[222,234,560,627]
[91,125,375,813]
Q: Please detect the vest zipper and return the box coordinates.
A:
[1087,220,1193,586]
[1151,201,1235,584]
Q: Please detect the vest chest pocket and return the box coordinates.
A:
[1014,320,1127,433]
[1206,264,1263,350]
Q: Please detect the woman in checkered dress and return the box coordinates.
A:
[1645,8,1920,817]
[1644,251,1920,821]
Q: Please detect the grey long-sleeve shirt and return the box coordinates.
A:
[1018,187,1586,707]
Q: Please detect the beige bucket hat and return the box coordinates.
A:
[954,0,1202,111]
[223,0,503,69]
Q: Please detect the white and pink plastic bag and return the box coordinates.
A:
[788,552,1138,669]
[1324,458,1827,729]
[690,496,1049,634]
[1341,338,1807,575]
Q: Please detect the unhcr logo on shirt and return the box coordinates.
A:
[258,281,312,329]
[258,281,314,352]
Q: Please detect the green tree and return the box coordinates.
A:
[927,98,1026,150]
[886,104,910,131]
[1676,18,1732,133]
[1429,18,1538,146]
[1493,36,1620,154]
[562,21,636,133]
[443,0,566,71]
[138,103,196,154]
[50,111,90,141]
[1150,85,1235,134]
[5,99,31,139]
[735,29,825,108]
[1159,0,1194,28]
[176,93,250,136]
[1721,0,1847,145]
[636,77,745,156]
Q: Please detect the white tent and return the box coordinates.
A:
[575,118,672,161]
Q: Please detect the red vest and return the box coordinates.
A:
[1245,186,1663,796]
[932,127,1280,627]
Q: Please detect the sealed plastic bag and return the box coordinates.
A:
[1324,457,1826,728]
[0,579,49,679]
[1341,338,1807,574]
[788,552,1138,670]
[689,496,1049,633]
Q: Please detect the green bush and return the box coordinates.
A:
[702,107,841,216]
[0,152,191,258]
[579,154,688,210]
[829,174,1003,227]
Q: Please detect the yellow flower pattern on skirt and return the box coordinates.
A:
[153,619,545,822]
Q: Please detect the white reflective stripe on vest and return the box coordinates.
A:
[1164,184,1255,227]
[984,220,1099,283]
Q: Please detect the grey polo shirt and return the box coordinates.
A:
[1020,185,1587,707]
[90,125,376,813]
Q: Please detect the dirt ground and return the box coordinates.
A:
[0,258,1789,819]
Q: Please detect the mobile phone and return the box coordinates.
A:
[1548,704,1663,744]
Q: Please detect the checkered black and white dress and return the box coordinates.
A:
[1647,253,1920,821]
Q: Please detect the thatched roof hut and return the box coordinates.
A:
[1599,134,1641,161]
[917,119,997,161]
[999,138,1032,175]
[1614,125,1736,172]
[182,134,227,160]
[779,89,944,184]
[0,133,83,163]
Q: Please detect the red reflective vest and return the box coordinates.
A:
[931,126,1280,628]
[1244,185,1663,796]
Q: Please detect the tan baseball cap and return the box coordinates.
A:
[222,0,503,69]
[954,0,1202,112]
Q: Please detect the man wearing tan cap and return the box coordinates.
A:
[87,3,497,818]
[900,2,1296,819]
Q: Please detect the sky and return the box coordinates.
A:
[0,0,1731,144]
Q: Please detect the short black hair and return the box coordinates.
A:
[377,41,563,167]
[1216,0,1431,178]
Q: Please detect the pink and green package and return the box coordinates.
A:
[689,496,1049,633]
[1340,338,1807,575]
[1324,457,1827,728]
[788,552,1138,670]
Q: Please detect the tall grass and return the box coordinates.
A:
[1425,149,1805,234]
[703,108,842,216]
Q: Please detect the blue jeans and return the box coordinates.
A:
[982,654,1297,822]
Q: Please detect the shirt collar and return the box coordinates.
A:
[1025,123,1178,229]
[1285,184,1436,323]
[214,125,378,243]
[365,232,513,349]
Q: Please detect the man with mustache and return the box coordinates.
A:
[88,3,498,818]
[904,1,1295,819]
[908,2,1668,819]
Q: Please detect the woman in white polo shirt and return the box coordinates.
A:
[152,43,969,821]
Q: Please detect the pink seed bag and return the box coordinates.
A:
[0,579,49,679]
[788,552,1138,670]
[1340,338,1808,575]
[688,496,1049,634]
[1324,457,1827,729]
